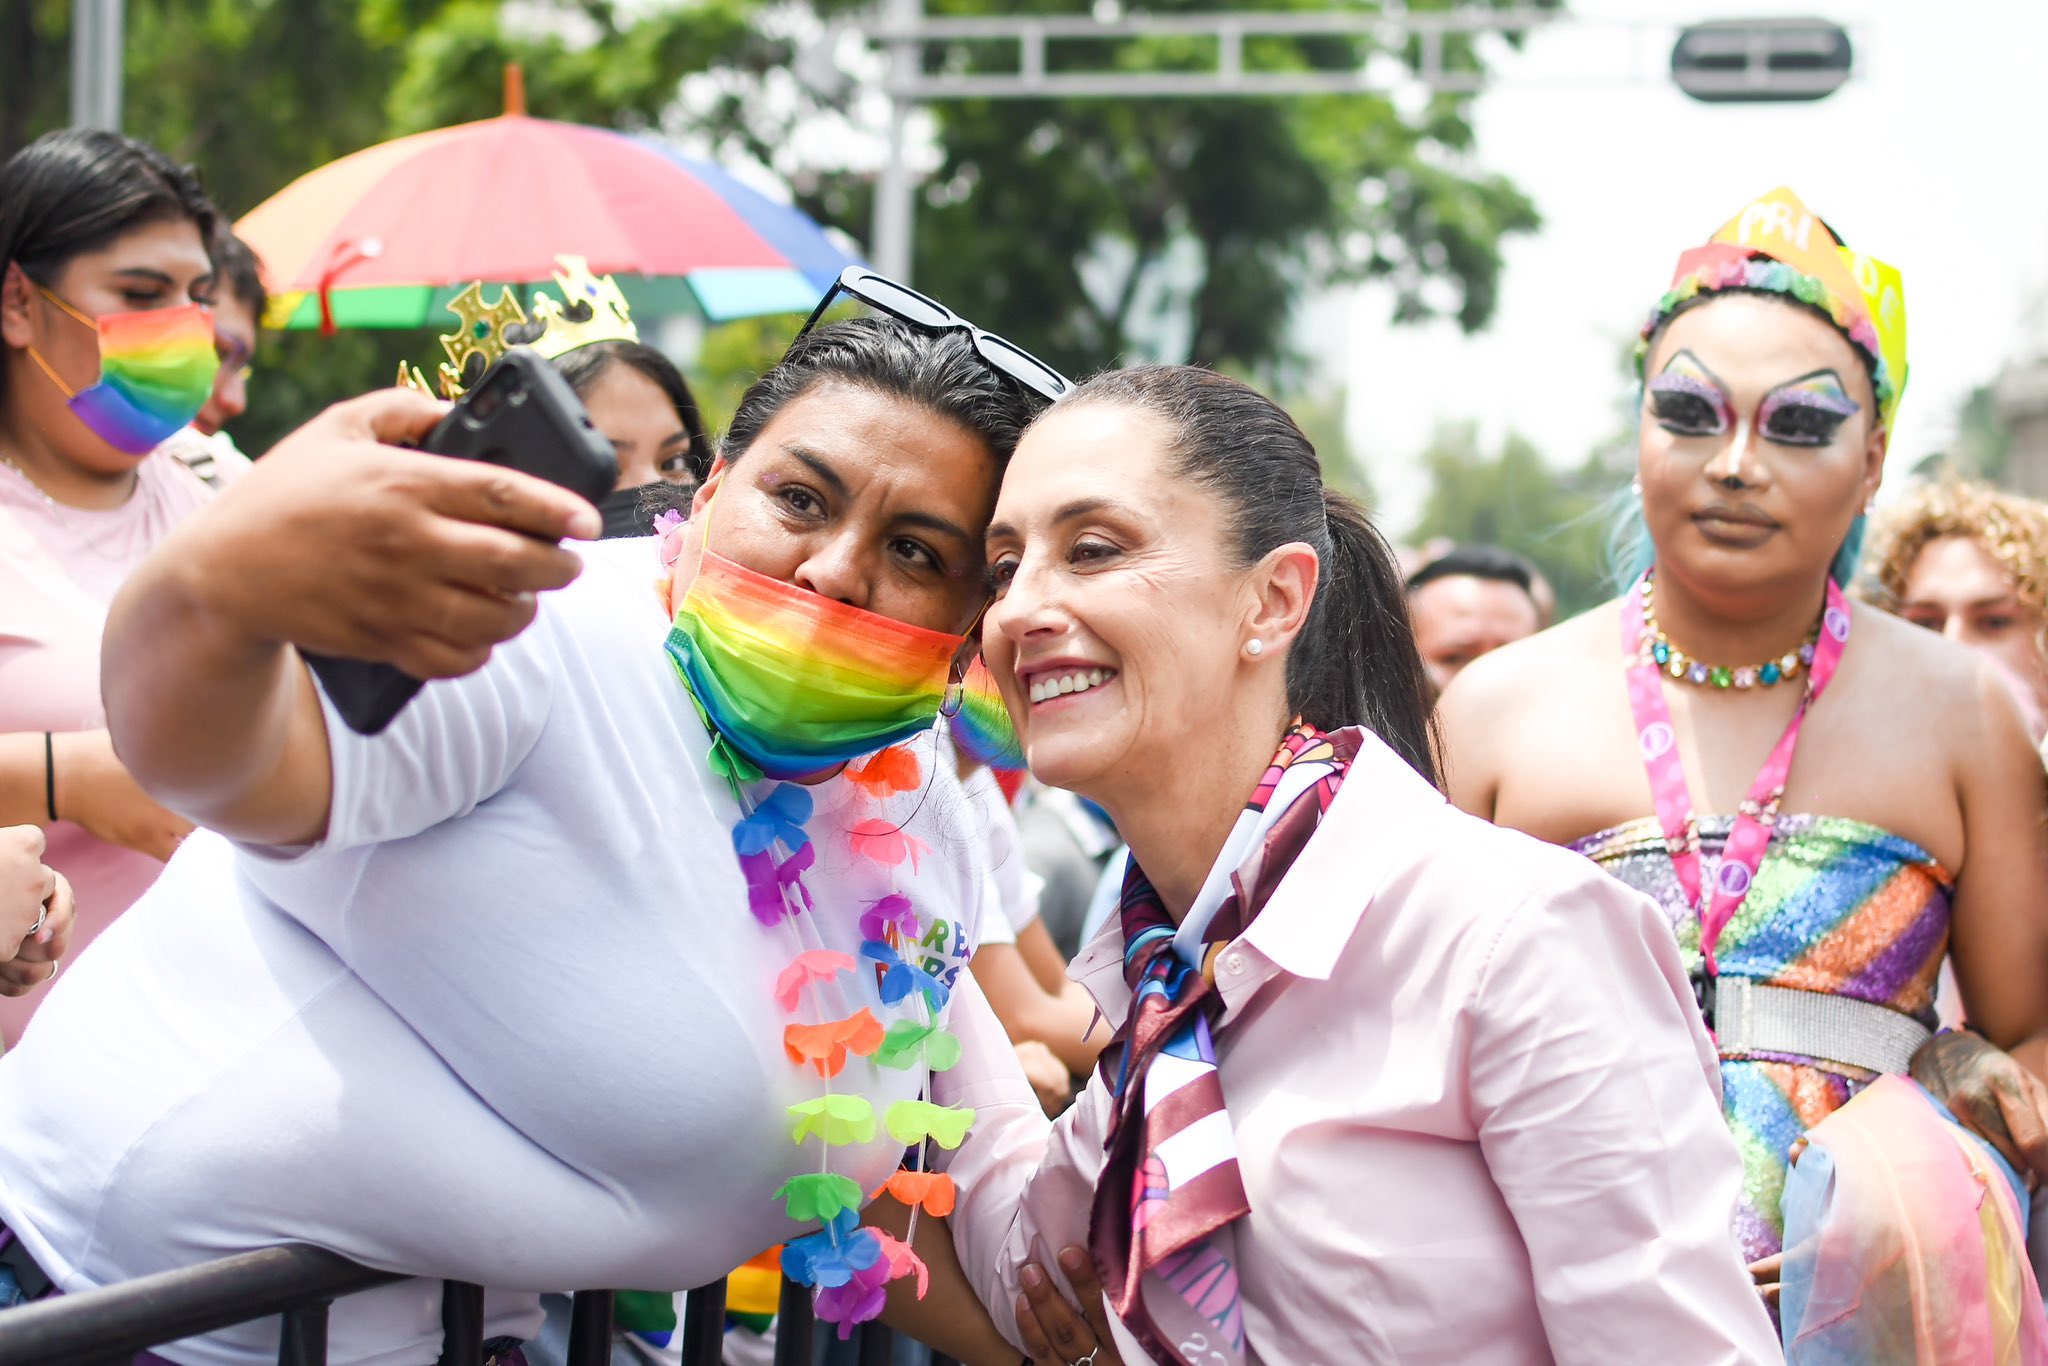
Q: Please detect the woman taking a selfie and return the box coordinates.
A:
[0,288,1067,1364]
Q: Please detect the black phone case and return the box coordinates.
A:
[306,350,621,735]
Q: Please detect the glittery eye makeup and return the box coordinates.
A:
[1647,351,1735,437]
[1756,371,1860,447]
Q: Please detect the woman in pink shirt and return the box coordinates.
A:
[933,366,1777,1364]
[0,129,222,1042]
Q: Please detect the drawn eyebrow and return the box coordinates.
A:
[1653,349,1730,391]
[1761,369,1859,408]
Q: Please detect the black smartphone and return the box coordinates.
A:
[305,349,621,735]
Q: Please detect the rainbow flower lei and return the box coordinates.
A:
[656,511,977,1337]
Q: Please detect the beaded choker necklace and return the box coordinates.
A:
[1637,572,1821,690]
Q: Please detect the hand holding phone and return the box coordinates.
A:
[306,351,620,734]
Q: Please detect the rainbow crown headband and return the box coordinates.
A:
[397,256,641,399]
[1636,187,1907,432]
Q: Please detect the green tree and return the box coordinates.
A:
[1909,382,2010,484]
[1408,421,1628,619]
[903,0,1549,383]
[9,0,1551,453]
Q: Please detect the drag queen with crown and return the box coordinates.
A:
[1442,189,2048,1358]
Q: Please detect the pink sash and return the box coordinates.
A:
[1620,574,1852,975]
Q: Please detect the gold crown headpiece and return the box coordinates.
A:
[395,281,530,400]
[527,255,638,359]
[394,258,639,399]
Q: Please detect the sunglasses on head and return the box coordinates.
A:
[799,267,1072,404]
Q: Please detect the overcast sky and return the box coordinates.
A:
[1329,0,2048,532]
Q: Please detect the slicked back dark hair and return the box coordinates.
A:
[721,315,1040,471]
[1057,365,1441,786]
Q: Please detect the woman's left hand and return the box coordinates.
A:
[1017,1247,1124,1366]
[1746,1253,1782,1309]
[0,868,71,995]
[1911,1029,2048,1186]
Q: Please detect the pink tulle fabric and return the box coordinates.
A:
[1780,1075,2048,1364]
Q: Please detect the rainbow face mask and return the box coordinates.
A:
[667,545,972,781]
[29,289,219,454]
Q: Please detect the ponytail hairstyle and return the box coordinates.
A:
[1059,366,1441,786]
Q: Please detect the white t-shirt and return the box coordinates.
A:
[0,538,986,1366]
[955,762,1040,950]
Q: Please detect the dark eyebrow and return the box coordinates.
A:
[1907,593,2021,612]
[783,445,850,499]
[987,495,1141,545]
[896,509,974,547]
[784,443,972,546]
[1654,349,1729,391]
[111,268,177,287]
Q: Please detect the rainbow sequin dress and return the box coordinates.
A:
[1571,813,1953,1263]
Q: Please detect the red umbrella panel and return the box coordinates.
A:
[238,114,860,329]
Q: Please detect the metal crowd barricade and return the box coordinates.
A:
[0,1254,967,1366]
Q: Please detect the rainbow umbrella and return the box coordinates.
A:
[238,110,860,331]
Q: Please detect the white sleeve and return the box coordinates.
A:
[964,764,1040,938]
[1467,867,1779,1364]
[932,971,1113,1350]
[976,868,1017,947]
[259,618,559,859]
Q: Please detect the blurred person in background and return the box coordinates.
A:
[1013,781,1119,958]
[1863,478,2048,745]
[1404,542,1546,693]
[160,229,265,491]
[951,743,1105,1114]
[555,340,706,539]
[515,260,709,540]
[0,128,221,1045]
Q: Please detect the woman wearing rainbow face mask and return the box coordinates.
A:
[0,128,224,1042]
[0,290,1073,1364]
[1442,190,2048,1353]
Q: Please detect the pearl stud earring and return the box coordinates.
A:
[1246,638,1264,657]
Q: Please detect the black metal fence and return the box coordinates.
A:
[0,1250,958,1366]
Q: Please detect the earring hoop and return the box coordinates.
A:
[1245,638,1264,657]
[939,654,967,717]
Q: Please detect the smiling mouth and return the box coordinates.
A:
[1025,667,1118,705]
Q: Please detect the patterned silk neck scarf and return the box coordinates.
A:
[1088,723,1358,1366]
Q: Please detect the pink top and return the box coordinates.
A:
[937,733,1780,1364]
[0,451,212,1043]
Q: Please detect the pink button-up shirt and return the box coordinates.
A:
[937,733,1780,1364]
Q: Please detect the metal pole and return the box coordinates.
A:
[69,0,123,132]
[870,0,920,282]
